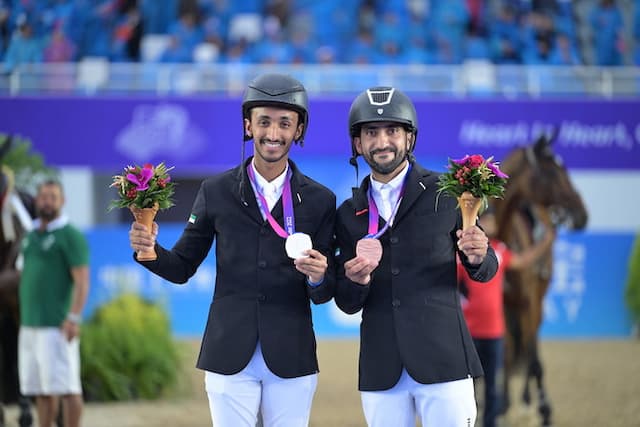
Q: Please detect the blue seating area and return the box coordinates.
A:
[1,0,638,73]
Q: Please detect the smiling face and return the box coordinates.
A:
[244,106,303,169]
[354,121,413,182]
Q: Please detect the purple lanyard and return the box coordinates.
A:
[246,165,294,239]
[366,164,412,239]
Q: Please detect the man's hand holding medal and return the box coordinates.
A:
[247,166,328,285]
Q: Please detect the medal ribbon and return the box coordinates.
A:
[247,165,294,239]
[366,164,412,239]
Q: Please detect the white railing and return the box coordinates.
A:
[1,61,639,98]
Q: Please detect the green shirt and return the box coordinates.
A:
[19,218,89,327]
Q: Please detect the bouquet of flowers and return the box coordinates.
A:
[437,154,508,230]
[109,162,175,260]
[109,162,175,211]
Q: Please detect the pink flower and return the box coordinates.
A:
[487,161,509,178]
[126,164,154,191]
[452,155,471,166]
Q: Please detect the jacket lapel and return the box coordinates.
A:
[351,175,386,233]
[272,159,306,222]
[234,158,265,224]
[392,162,432,226]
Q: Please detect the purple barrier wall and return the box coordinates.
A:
[2,96,639,171]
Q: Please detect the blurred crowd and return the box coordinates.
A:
[1,0,639,73]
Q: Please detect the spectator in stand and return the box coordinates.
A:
[140,0,178,34]
[374,10,406,61]
[549,31,581,65]
[10,0,46,36]
[221,38,251,63]
[110,1,142,61]
[466,0,489,33]
[431,0,470,64]
[458,209,555,427]
[465,22,491,60]
[288,15,318,64]
[0,4,12,60]
[43,20,75,61]
[523,33,554,64]
[345,28,376,64]
[405,2,432,52]
[554,0,577,47]
[77,0,117,58]
[43,20,75,90]
[251,14,293,64]
[201,4,230,56]
[632,0,640,65]
[489,3,522,64]
[521,10,555,61]
[2,16,43,73]
[161,10,204,62]
[589,0,624,65]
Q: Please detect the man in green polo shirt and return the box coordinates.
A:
[18,180,89,427]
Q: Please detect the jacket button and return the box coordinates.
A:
[390,236,398,244]
[392,299,400,307]
[391,268,400,275]
[258,260,267,268]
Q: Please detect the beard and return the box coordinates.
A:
[37,206,59,222]
[364,146,407,176]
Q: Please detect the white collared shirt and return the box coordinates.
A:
[369,162,410,224]
[250,160,289,217]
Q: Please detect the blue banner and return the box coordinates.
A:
[2,97,639,172]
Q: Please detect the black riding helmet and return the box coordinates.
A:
[348,86,418,160]
[242,73,309,145]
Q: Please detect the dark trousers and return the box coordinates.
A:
[473,337,504,427]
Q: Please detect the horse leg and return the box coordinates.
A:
[500,308,518,416]
[17,395,32,427]
[530,345,552,427]
[521,357,532,406]
[0,316,6,427]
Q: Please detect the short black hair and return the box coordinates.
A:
[37,179,64,196]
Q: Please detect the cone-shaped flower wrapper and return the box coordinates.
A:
[130,203,159,261]
[457,191,483,231]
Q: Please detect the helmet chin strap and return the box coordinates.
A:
[349,154,359,189]
[239,138,249,206]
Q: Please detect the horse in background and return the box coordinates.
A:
[492,133,588,427]
[0,136,35,427]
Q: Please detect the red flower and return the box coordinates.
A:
[468,154,484,168]
[126,188,137,199]
[158,178,166,188]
